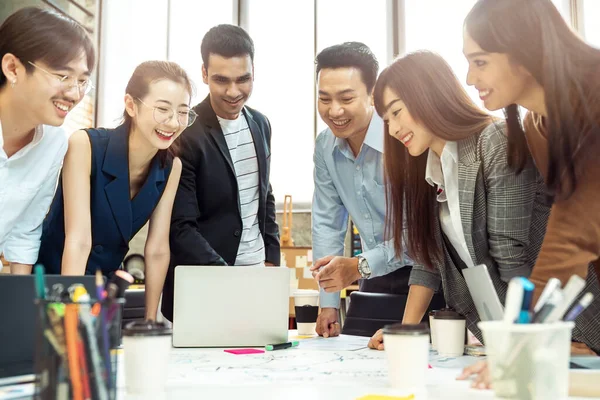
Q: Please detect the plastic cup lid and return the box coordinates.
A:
[292,289,319,297]
[382,322,429,336]
[434,308,465,320]
[122,320,172,337]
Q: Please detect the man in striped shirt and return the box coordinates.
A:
[162,25,280,322]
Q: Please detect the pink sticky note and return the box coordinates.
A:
[428,364,432,369]
[224,349,265,355]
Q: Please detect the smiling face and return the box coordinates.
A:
[202,53,253,120]
[317,67,373,140]
[127,79,191,150]
[381,86,444,157]
[8,51,91,126]
[463,29,534,111]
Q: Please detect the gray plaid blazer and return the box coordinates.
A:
[409,121,600,352]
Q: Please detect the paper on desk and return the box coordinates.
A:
[297,334,369,351]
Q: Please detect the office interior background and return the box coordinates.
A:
[1,0,599,250]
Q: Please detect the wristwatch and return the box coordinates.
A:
[356,255,371,279]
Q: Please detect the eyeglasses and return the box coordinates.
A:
[28,61,94,96]
[136,98,197,127]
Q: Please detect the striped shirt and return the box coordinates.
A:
[218,114,265,267]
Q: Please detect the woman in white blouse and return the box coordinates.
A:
[367,51,553,349]
[0,7,95,274]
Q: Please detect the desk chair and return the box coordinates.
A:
[341,291,446,337]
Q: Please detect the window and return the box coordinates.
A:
[243,0,315,205]
[583,0,600,48]
[404,0,479,105]
[168,0,234,105]
[316,0,391,135]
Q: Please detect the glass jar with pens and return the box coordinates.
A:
[32,265,132,400]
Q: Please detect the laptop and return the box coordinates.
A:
[462,264,505,321]
[0,275,98,381]
[172,266,289,347]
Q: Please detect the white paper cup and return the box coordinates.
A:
[293,290,319,335]
[428,310,438,350]
[434,309,465,357]
[383,323,430,391]
[479,321,574,400]
[123,321,172,396]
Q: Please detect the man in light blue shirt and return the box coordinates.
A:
[310,42,415,338]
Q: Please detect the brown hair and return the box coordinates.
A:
[122,61,194,166]
[0,7,95,87]
[465,0,600,198]
[373,51,493,268]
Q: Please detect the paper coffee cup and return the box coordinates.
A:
[434,309,465,357]
[123,320,172,396]
[293,290,319,335]
[383,323,430,391]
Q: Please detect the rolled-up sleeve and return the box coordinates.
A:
[408,263,442,292]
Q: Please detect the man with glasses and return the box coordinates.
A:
[161,25,280,322]
[0,7,95,274]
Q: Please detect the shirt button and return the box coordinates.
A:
[364,214,369,219]
[356,165,360,171]
[234,230,241,237]
[94,245,103,252]
[369,239,374,244]
[356,191,361,196]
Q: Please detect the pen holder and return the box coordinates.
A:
[478,321,574,400]
[34,298,125,400]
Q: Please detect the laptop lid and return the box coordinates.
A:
[462,264,505,321]
[0,275,98,379]
[172,266,289,347]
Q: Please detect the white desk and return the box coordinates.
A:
[115,332,595,400]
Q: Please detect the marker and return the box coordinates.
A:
[519,277,535,312]
[504,277,524,324]
[265,341,299,351]
[545,275,586,323]
[563,292,594,322]
[34,264,46,300]
[533,278,561,313]
[532,289,563,323]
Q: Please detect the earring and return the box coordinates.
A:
[10,79,16,88]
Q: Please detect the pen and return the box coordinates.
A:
[563,292,594,322]
[265,341,299,351]
[519,277,535,312]
[95,270,111,392]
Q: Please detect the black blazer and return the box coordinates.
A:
[162,95,280,321]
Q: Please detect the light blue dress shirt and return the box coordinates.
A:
[312,113,412,308]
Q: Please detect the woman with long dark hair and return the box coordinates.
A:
[459,0,600,386]
[367,51,552,350]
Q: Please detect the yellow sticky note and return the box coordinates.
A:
[356,395,415,400]
[289,335,315,340]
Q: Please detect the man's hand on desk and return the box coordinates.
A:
[368,329,385,350]
[316,308,341,338]
[310,256,361,292]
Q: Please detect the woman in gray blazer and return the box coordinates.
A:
[368,51,600,354]
[367,50,553,349]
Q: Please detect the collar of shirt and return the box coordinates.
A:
[425,141,459,202]
[0,118,45,160]
[332,111,383,160]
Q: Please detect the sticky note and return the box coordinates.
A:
[224,349,265,355]
[356,395,415,400]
